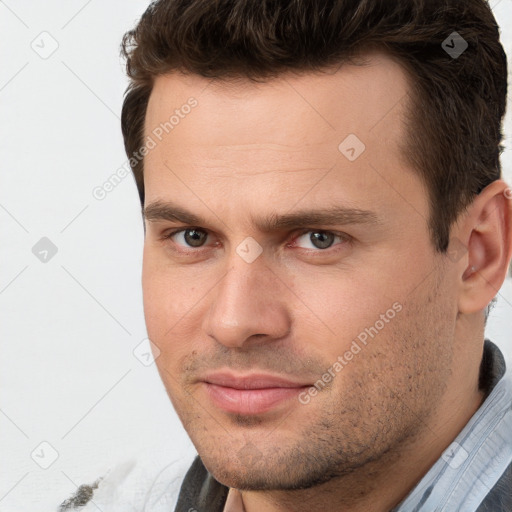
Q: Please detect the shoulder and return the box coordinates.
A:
[476,462,512,512]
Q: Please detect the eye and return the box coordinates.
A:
[166,228,209,248]
[292,230,347,250]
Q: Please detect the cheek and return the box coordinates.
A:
[142,256,169,334]
[288,268,405,353]
[142,251,213,366]
[142,256,186,347]
[142,247,198,319]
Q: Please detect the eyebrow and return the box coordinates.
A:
[143,200,380,231]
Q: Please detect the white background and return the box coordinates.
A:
[0,1,511,510]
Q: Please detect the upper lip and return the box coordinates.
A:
[202,372,311,390]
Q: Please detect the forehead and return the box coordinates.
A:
[142,52,425,229]
[145,51,411,141]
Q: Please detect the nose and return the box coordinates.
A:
[203,255,291,348]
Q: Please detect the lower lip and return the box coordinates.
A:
[203,383,307,415]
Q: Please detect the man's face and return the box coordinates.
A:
[142,53,458,490]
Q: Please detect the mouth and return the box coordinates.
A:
[201,372,312,415]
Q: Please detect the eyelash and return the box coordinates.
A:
[160,227,352,255]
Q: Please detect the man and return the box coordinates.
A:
[59,0,511,510]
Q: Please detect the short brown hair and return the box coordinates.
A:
[120,0,507,254]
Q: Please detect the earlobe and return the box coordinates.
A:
[457,180,512,315]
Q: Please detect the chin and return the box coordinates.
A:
[198,447,342,492]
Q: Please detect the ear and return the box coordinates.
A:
[456,180,512,315]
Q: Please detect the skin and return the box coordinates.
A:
[141,52,512,512]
